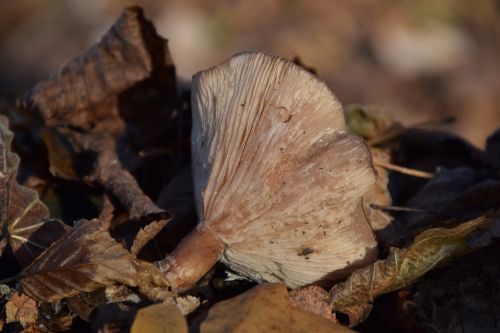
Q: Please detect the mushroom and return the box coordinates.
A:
[158,52,378,290]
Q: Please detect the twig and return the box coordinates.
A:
[369,204,430,214]
[369,204,449,219]
[373,159,433,179]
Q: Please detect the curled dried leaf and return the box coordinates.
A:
[345,104,402,143]
[17,6,175,220]
[0,116,67,267]
[289,285,336,322]
[172,295,200,315]
[20,218,173,303]
[131,217,171,256]
[330,216,493,326]
[17,6,173,132]
[5,293,38,326]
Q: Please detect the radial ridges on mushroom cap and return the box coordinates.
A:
[159,52,378,290]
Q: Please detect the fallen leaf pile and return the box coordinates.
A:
[0,116,68,267]
[0,6,499,333]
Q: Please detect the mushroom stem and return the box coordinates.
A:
[157,225,225,291]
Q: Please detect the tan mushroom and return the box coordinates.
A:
[158,52,378,290]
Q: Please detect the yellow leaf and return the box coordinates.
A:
[130,303,188,333]
[201,283,355,333]
[330,216,492,325]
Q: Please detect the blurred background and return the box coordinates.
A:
[1,0,499,147]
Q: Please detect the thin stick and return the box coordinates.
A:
[374,159,433,179]
[369,204,448,218]
[369,204,429,214]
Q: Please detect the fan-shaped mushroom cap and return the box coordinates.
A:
[160,52,378,290]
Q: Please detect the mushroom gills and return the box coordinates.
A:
[159,52,378,290]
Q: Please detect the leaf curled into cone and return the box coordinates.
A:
[0,115,67,267]
[16,6,175,219]
[20,218,173,303]
[329,216,493,326]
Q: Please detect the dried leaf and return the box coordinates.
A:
[20,218,173,303]
[17,6,175,219]
[363,148,396,246]
[200,284,354,333]
[413,242,500,333]
[91,302,138,332]
[104,285,141,304]
[36,301,76,332]
[66,290,107,322]
[0,116,67,267]
[330,216,493,326]
[172,295,200,315]
[5,293,37,326]
[17,6,174,132]
[396,168,500,241]
[383,127,488,211]
[289,285,336,322]
[130,303,188,333]
[345,104,403,143]
[131,218,171,256]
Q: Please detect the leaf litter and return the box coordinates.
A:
[0,5,498,333]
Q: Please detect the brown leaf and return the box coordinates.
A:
[329,216,493,326]
[0,116,67,267]
[289,285,336,322]
[16,6,175,219]
[20,218,173,303]
[413,241,500,333]
[363,148,396,246]
[344,106,398,246]
[130,303,188,333]
[131,217,171,256]
[200,283,355,333]
[391,128,485,182]
[170,295,200,315]
[396,168,500,241]
[5,292,38,326]
[345,104,404,145]
[17,6,173,132]
[91,302,138,333]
